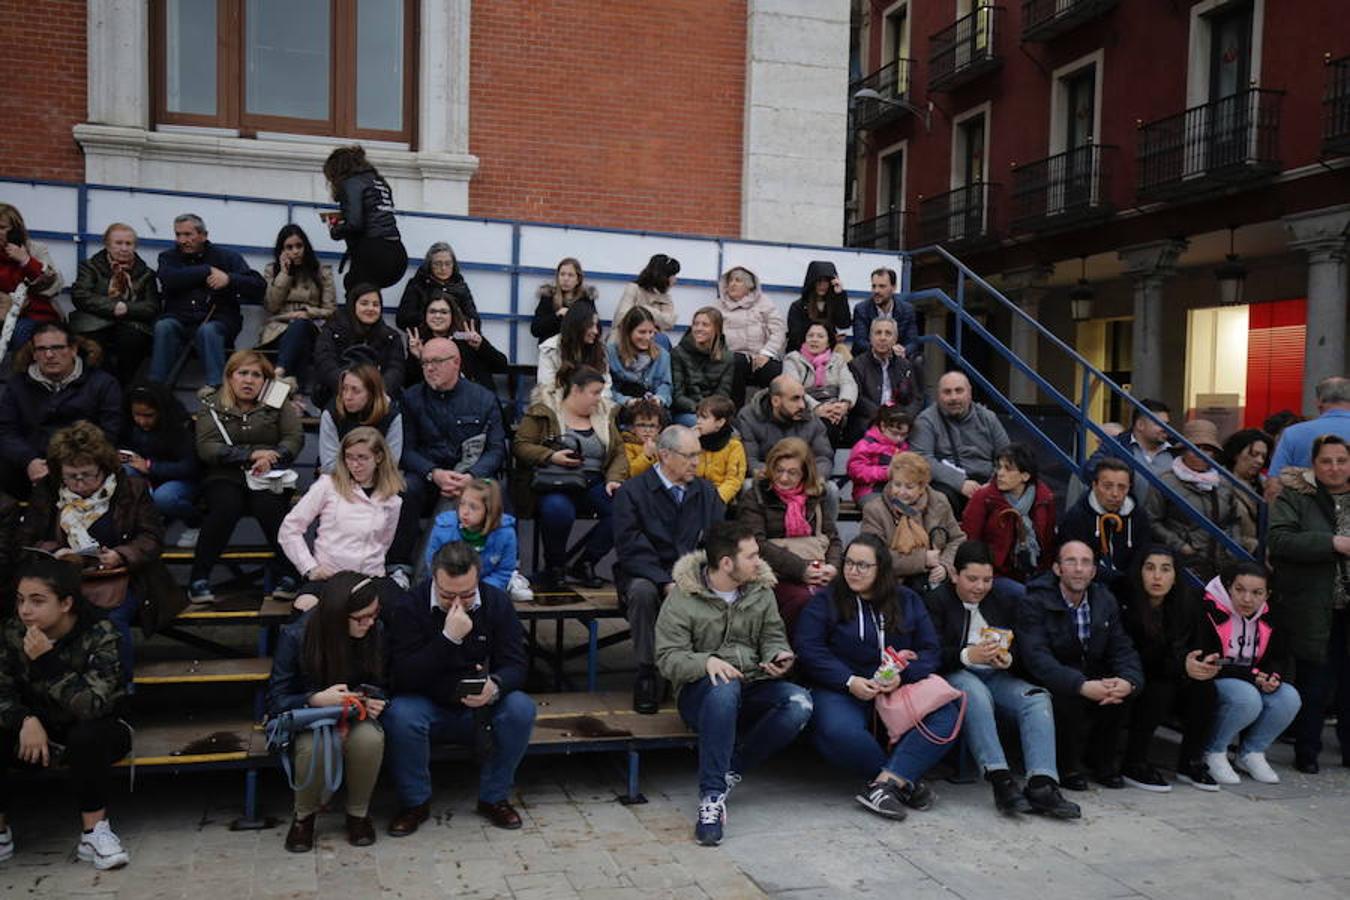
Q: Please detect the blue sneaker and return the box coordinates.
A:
[694,793,725,846]
[187,580,215,604]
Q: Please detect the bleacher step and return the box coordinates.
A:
[176,594,294,624]
[134,657,273,685]
[529,691,692,744]
[116,716,265,767]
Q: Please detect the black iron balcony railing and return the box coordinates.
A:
[850,59,915,131]
[917,183,1000,247]
[929,6,1004,92]
[846,209,908,251]
[1010,144,1117,233]
[1137,88,1283,201]
[1324,54,1350,157]
[1021,0,1120,42]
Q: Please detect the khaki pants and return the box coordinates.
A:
[292,719,385,818]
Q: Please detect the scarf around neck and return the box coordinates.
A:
[887,488,930,555]
[59,473,116,552]
[699,422,734,453]
[1003,486,1041,564]
[772,482,812,537]
[800,346,833,388]
[1171,455,1221,491]
[29,356,84,392]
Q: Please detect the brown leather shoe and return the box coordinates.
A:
[345,814,376,847]
[284,814,315,852]
[387,802,430,837]
[476,799,522,830]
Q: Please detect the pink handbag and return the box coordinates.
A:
[874,674,966,747]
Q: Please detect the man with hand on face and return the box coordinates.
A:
[911,371,1009,515]
[655,522,811,847]
[381,542,535,835]
[1019,540,1144,792]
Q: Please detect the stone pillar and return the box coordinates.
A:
[1118,239,1188,402]
[1000,266,1052,405]
[1283,205,1350,415]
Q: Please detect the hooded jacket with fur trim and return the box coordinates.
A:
[717,267,786,360]
[1267,467,1350,663]
[1197,574,1290,682]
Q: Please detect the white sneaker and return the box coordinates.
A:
[76,820,129,870]
[1205,752,1241,785]
[1234,752,1280,784]
[0,826,13,862]
[175,527,200,548]
[507,571,535,603]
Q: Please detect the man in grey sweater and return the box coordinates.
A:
[910,371,1009,514]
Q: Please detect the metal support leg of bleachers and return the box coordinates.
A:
[619,748,647,805]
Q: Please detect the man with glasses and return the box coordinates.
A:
[0,322,121,497]
[392,338,506,584]
[381,541,535,835]
[614,425,724,713]
[1019,541,1143,792]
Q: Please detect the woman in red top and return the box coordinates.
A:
[960,443,1056,599]
[0,204,64,358]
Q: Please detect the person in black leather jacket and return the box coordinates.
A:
[313,284,407,410]
[322,145,408,292]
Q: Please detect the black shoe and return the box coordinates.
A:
[1023,778,1082,819]
[1121,762,1172,793]
[895,779,934,811]
[1095,771,1125,790]
[1295,757,1320,774]
[633,668,659,715]
[988,771,1030,815]
[1060,771,1089,792]
[1175,759,1221,792]
[854,780,907,821]
[566,560,605,589]
[532,568,566,593]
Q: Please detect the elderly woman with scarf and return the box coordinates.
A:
[782,322,857,447]
[1145,419,1239,584]
[313,284,407,410]
[860,452,966,592]
[960,443,1056,599]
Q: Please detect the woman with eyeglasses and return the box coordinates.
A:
[267,572,388,852]
[795,533,958,822]
[860,452,966,592]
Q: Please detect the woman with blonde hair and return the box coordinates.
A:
[317,363,402,474]
[532,257,598,342]
[670,306,736,427]
[280,427,403,612]
[860,451,966,590]
[737,436,842,633]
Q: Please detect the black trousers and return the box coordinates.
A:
[1052,691,1131,777]
[1123,676,1217,767]
[388,476,439,569]
[731,353,783,406]
[1293,608,1350,765]
[84,324,153,384]
[344,237,408,293]
[0,718,131,814]
[190,480,295,583]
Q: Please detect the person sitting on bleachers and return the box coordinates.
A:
[390,339,506,584]
[313,283,406,410]
[735,375,837,519]
[694,394,747,507]
[191,350,303,605]
[513,366,627,591]
[845,317,921,444]
[149,213,264,393]
[424,478,529,601]
[1144,418,1238,585]
[910,371,1008,516]
[531,257,597,342]
[322,144,408,293]
[396,242,478,332]
[0,203,65,359]
[851,267,919,360]
[121,382,201,547]
[405,292,508,392]
[17,421,178,681]
[256,224,336,399]
[70,222,158,385]
[607,306,673,411]
[670,306,736,428]
[382,542,536,835]
[737,437,841,636]
[1058,456,1150,605]
[0,322,122,498]
[619,399,667,479]
[960,442,1056,599]
[859,452,966,592]
[1083,399,1174,506]
[279,427,402,613]
[317,363,402,475]
[783,322,857,447]
[786,261,850,353]
[614,425,725,714]
[717,265,785,403]
[534,300,610,396]
[653,521,809,847]
[846,405,911,504]
[613,254,680,348]
[267,573,387,852]
[0,556,131,870]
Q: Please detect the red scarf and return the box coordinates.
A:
[773,482,812,537]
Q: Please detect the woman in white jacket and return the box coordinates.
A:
[279,427,403,611]
[782,322,858,447]
[534,300,611,399]
[717,265,786,404]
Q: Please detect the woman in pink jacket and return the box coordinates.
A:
[717,265,787,404]
[847,406,912,503]
[279,427,403,611]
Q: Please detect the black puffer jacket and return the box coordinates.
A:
[670,331,736,416]
[396,262,477,331]
[314,308,407,406]
[330,171,400,243]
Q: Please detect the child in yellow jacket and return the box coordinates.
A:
[694,395,747,506]
[620,399,665,478]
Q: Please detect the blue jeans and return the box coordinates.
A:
[150,317,230,385]
[536,477,614,569]
[993,576,1027,601]
[106,590,138,685]
[149,479,199,525]
[677,678,812,797]
[809,687,961,785]
[947,668,1058,780]
[1206,678,1302,755]
[271,319,316,376]
[381,691,536,806]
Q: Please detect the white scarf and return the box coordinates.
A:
[58,473,116,551]
[1171,455,1221,492]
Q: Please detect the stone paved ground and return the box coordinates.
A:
[1,733,1347,900]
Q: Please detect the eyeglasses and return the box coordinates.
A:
[348,606,381,625]
[842,559,876,572]
[666,450,701,462]
[422,356,458,367]
[33,344,70,355]
[62,470,104,485]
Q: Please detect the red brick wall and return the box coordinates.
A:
[468,0,746,236]
[0,0,86,181]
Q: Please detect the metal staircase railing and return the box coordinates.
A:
[899,244,1265,568]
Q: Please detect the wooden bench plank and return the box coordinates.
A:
[529,691,692,744]
[115,716,266,767]
[176,594,293,623]
[163,549,275,563]
[134,657,273,685]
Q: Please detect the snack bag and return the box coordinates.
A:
[874,646,917,686]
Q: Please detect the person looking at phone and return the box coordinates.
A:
[606,305,673,409]
[381,542,534,835]
[267,573,388,852]
[653,521,810,846]
[786,260,850,354]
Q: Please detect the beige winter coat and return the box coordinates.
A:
[717,268,786,360]
[613,283,677,332]
[257,262,337,347]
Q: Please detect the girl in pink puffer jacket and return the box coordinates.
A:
[847,406,912,502]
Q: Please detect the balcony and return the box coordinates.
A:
[929,6,1004,93]
[850,59,915,131]
[1010,144,1117,233]
[1137,88,1284,202]
[1021,0,1120,43]
[847,209,908,250]
[917,183,1001,249]
[1324,54,1350,157]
